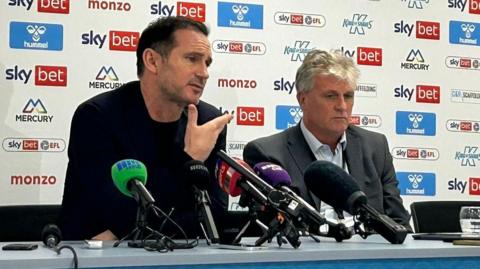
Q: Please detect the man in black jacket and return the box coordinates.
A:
[60,17,232,240]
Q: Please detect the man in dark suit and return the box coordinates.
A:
[243,49,411,229]
[60,17,233,241]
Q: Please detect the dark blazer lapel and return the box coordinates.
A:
[286,124,316,178]
[345,126,371,189]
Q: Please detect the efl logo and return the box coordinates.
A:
[416,21,440,40]
[9,21,63,51]
[212,40,266,55]
[350,114,382,128]
[470,178,480,195]
[217,2,264,29]
[177,2,205,22]
[392,147,440,160]
[357,47,382,66]
[397,172,436,196]
[274,12,326,27]
[109,31,139,51]
[446,119,480,133]
[35,65,67,86]
[38,0,70,13]
[236,106,264,126]
[276,105,302,130]
[2,137,66,152]
[446,56,480,71]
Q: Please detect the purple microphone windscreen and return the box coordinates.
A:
[304,160,362,213]
[253,162,292,187]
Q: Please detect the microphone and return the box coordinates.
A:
[183,160,220,244]
[304,160,408,244]
[42,224,62,249]
[253,162,352,242]
[111,159,155,205]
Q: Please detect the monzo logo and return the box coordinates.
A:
[10,21,63,51]
[217,2,263,29]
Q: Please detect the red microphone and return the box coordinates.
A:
[215,158,252,197]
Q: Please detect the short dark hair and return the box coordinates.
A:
[136,16,209,77]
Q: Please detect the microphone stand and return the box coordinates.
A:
[193,186,220,245]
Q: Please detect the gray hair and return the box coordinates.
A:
[295,49,360,93]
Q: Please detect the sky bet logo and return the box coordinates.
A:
[394,85,440,104]
[446,119,480,134]
[273,78,295,95]
[5,65,67,87]
[9,21,63,51]
[274,12,326,28]
[449,21,480,47]
[217,2,263,29]
[397,172,436,196]
[448,0,480,14]
[401,49,429,70]
[446,56,480,71]
[16,99,53,123]
[392,146,439,161]
[2,137,65,152]
[276,105,302,130]
[448,177,480,195]
[150,1,206,22]
[340,46,382,66]
[236,107,264,126]
[396,111,436,136]
[394,20,440,40]
[7,0,70,13]
[81,30,139,51]
[342,14,373,35]
[212,40,266,55]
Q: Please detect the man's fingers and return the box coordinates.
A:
[209,113,233,130]
[187,104,198,128]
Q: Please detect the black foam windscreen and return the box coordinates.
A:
[304,160,364,213]
[41,224,62,247]
[183,160,210,190]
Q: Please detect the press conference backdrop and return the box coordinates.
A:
[0,1,479,212]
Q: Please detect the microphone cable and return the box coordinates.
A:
[42,224,78,269]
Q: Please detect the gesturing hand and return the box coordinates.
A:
[184,104,233,161]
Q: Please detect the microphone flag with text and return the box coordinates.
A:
[304,160,408,244]
[183,160,220,244]
[253,162,352,242]
[216,150,301,248]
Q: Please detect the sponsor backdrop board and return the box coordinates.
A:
[1,1,479,220]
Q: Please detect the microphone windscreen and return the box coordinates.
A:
[183,160,210,190]
[41,224,62,247]
[216,159,243,197]
[304,160,361,212]
[111,159,147,197]
[253,162,292,187]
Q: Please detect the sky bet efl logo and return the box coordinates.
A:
[397,172,436,196]
[350,114,382,128]
[274,11,326,28]
[449,21,480,47]
[5,65,67,86]
[81,30,139,51]
[392,147,439,161]
[448,0,480,14]
[2,138,65,152]
[394,20,440,40]
[446,119,480,134]
[7,0,70,13]
[212,40,266,55]
[394,85,440,103]
[9,21,63,51]
[396,111,436,136]
[217,2,263,29]
[445,56,480,71]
